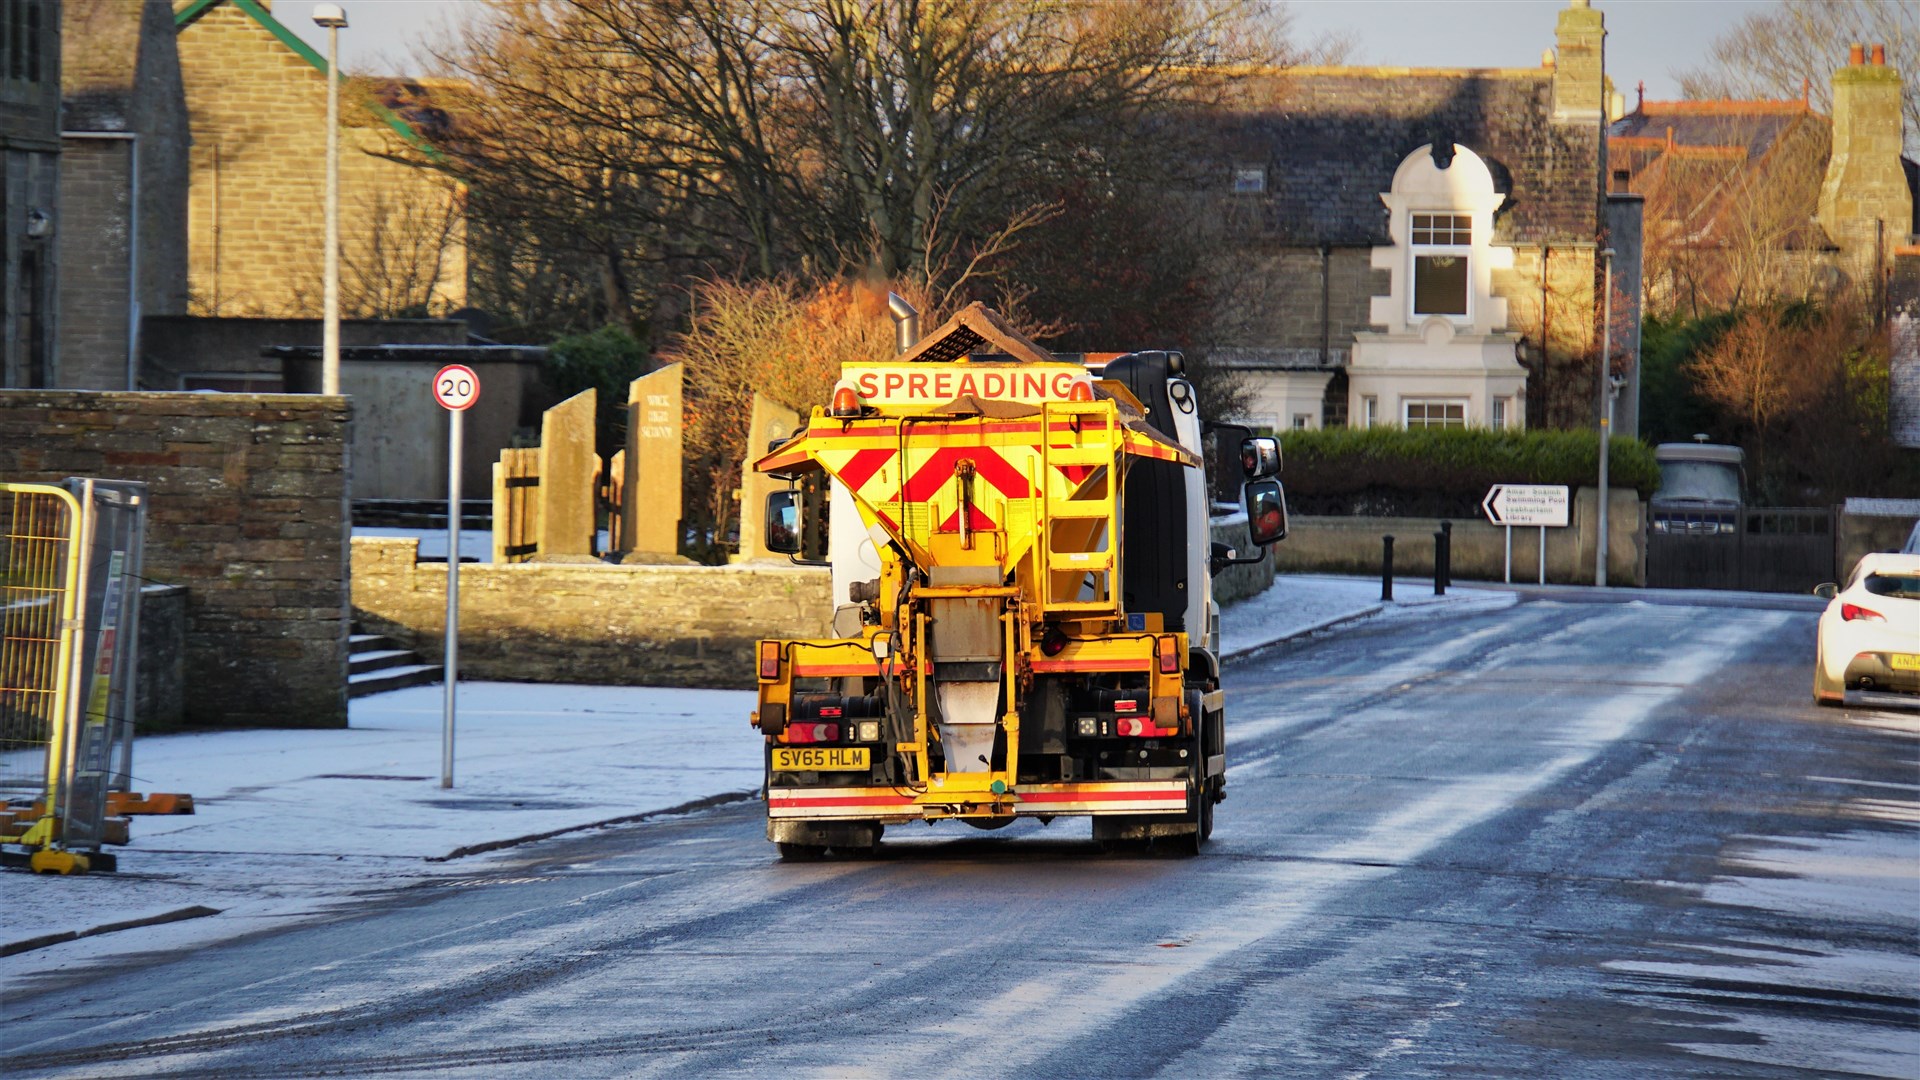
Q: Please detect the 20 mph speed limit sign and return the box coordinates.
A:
[433,364,481,411]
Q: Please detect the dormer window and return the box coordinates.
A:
[1410,212,1471,318]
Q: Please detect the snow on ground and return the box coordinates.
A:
[1219,574,1515,658]
[1,574,1501,985]
[1,684,759,988]
[352,527,617,563]
[352,527,497,563]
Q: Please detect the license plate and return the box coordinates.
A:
[771,747,870,772]
[1891,654,1920,672]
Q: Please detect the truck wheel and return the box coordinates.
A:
[1171,757,1212,856]
[1186,690,1215,847]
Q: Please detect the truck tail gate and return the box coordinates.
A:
[767,781,1189,819]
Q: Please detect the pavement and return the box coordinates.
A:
[0,571,1775,982]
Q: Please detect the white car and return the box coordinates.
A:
[1813,552,1920,705]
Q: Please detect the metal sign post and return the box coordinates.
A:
[433,364,480,788]
[1483,484,1570,586]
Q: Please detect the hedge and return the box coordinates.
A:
[1274,428,1661,508]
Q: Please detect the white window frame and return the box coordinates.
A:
[1291,412,1313,430]
[1409,211,1473,323]
[1362,396,1378,429]
[1490,397,1508,430]
[1402,398,1467,429]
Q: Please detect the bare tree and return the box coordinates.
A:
[1639,115,1834,318]
[412,0,1289,343]
[778,0,1280,279]
[1679,0,1920,156]
[662,277,955,550]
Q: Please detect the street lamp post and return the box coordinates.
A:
[1595,247,1615,588]
[313,4,348,397]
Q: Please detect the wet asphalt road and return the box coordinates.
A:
[5,597,1917,1078]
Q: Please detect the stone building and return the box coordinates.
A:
[1609,43,1917,316]
[58,0,189,390]
[174,0,465,319]
[0,0,61,388]
[1204,0,1639,435]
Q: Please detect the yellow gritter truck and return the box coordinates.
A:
[750,302,1286,858]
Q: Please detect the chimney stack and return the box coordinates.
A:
[1819,45,1913,277]
[1850,43,1865,66]
[1551,0,1606,124]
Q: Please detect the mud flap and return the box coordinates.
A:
[1090,814,1197,842]
[769,818,882,849]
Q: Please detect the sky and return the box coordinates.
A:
[280,0,1776,103]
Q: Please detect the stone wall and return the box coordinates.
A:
[352,538,833,689]
[136,584,188,730]
[357,522,1296,689]
[1269,487,1644,586]
[0,391,350,728]
[1891,250,1919,449]
[176,0,465,318]
[56,139,132,388]
[1838,499,1920,581]
[61,0,194,391]
[1209,517,1276,606]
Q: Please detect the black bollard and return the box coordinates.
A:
[1381,535,1395,602]
[1432,524,1447,596]
[1438,519,1453,593]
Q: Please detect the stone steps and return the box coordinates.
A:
[348,631,440,698]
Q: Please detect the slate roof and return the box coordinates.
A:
[1201,66,1605,247]
[1610,102,1807,162]
[1608,99,1836,250]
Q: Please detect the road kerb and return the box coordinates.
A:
[2,905,222,959]
[427,789,761,862]
[1222,604,1386,663]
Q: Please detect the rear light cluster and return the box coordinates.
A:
[1074,715,1176,738]
[1841,602,1886,623]
[783,720,884,742]
[1072,688,1177,738]
[1156,635,1180,674]
[784,693,884,743]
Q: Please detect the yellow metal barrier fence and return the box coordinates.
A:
[0,484,84,871]
[0,480,150,874]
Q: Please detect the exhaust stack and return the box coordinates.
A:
[888,293,920,355]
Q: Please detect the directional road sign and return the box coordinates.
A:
[1482,484,1569,528]
[433,364,481,411]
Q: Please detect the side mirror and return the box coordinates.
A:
[1812,582,1838,600]
[1245,478,1288,546]
[765,490,801,554]
[1241,436,1281,479]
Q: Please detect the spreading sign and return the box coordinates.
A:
[1483,484,1569,527]
[433,364,480,411]
[842,362,1093,408]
